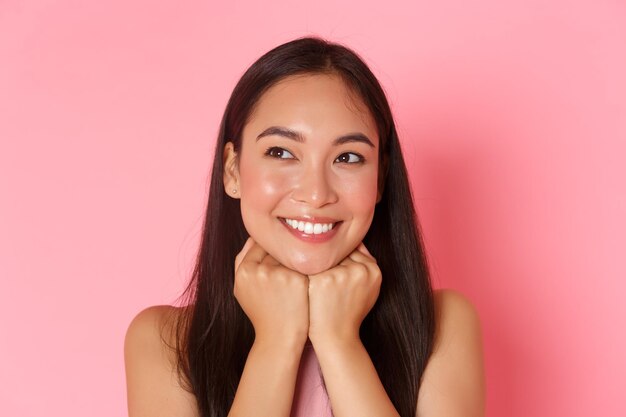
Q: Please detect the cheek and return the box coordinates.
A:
[340,172,379,214]
[239,161,291,210]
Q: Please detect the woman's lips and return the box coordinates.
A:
[278,217,342,243]
[280,215,340,223]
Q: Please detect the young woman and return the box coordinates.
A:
[124,36,485,417]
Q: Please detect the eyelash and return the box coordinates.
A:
[263,146,365,164]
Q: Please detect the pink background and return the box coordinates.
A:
[1,1,624,416]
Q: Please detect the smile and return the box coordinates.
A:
[284,218,335,234]
[278,217,343,242]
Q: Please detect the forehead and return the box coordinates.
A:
[244,73,378,144]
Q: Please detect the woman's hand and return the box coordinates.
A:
[307,242,382,346]
[233,237,310,347]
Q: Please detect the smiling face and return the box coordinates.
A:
[223,73,380,275]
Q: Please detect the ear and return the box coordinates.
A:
[223,141,240,199]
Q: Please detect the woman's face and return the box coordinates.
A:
[224,73,380,275]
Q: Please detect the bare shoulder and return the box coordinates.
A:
[416,289,485,417]
[433,289,481,332]
[124,305,199,417]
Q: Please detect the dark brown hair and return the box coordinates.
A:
[169,35,435,417]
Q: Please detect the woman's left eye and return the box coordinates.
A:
[335,152,364,164]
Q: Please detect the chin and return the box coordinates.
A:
[281,254,338,276]
[289,262,330,276]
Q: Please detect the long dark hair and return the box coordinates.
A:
[167,36,435,417]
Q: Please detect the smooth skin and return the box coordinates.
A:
[124,73,485,417]
[124,289,484,417]
[225,73,380,277]
[228,237,390,417]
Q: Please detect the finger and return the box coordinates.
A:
[339,256,353,267]
[356,242,375,260]
[234,237,254,272]
[347,249,371,264]
[345,248,380,278]
[338,246,368,266]
[239,237,255,257]
[238,239,268,268]
[261,253,281,266]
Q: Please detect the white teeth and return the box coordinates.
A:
[282,218,336,235]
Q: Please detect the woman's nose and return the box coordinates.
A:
[291,164,338,207]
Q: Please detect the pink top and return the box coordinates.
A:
[290,340,335,417]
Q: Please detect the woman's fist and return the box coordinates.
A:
[307,243,382,345]
[233,238,310,346]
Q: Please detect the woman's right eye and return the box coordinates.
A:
[264,147,295,159]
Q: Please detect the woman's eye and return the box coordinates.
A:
[265,147,295,159]
[335,152,364,164]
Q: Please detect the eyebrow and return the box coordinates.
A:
[256,126,375,148]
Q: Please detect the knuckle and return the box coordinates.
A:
[352,263,368,279]
[308,276,322,290]
[371,265,382,280]
[257,264,269,278]
[239,262,251,275]
[326,272,339,283]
